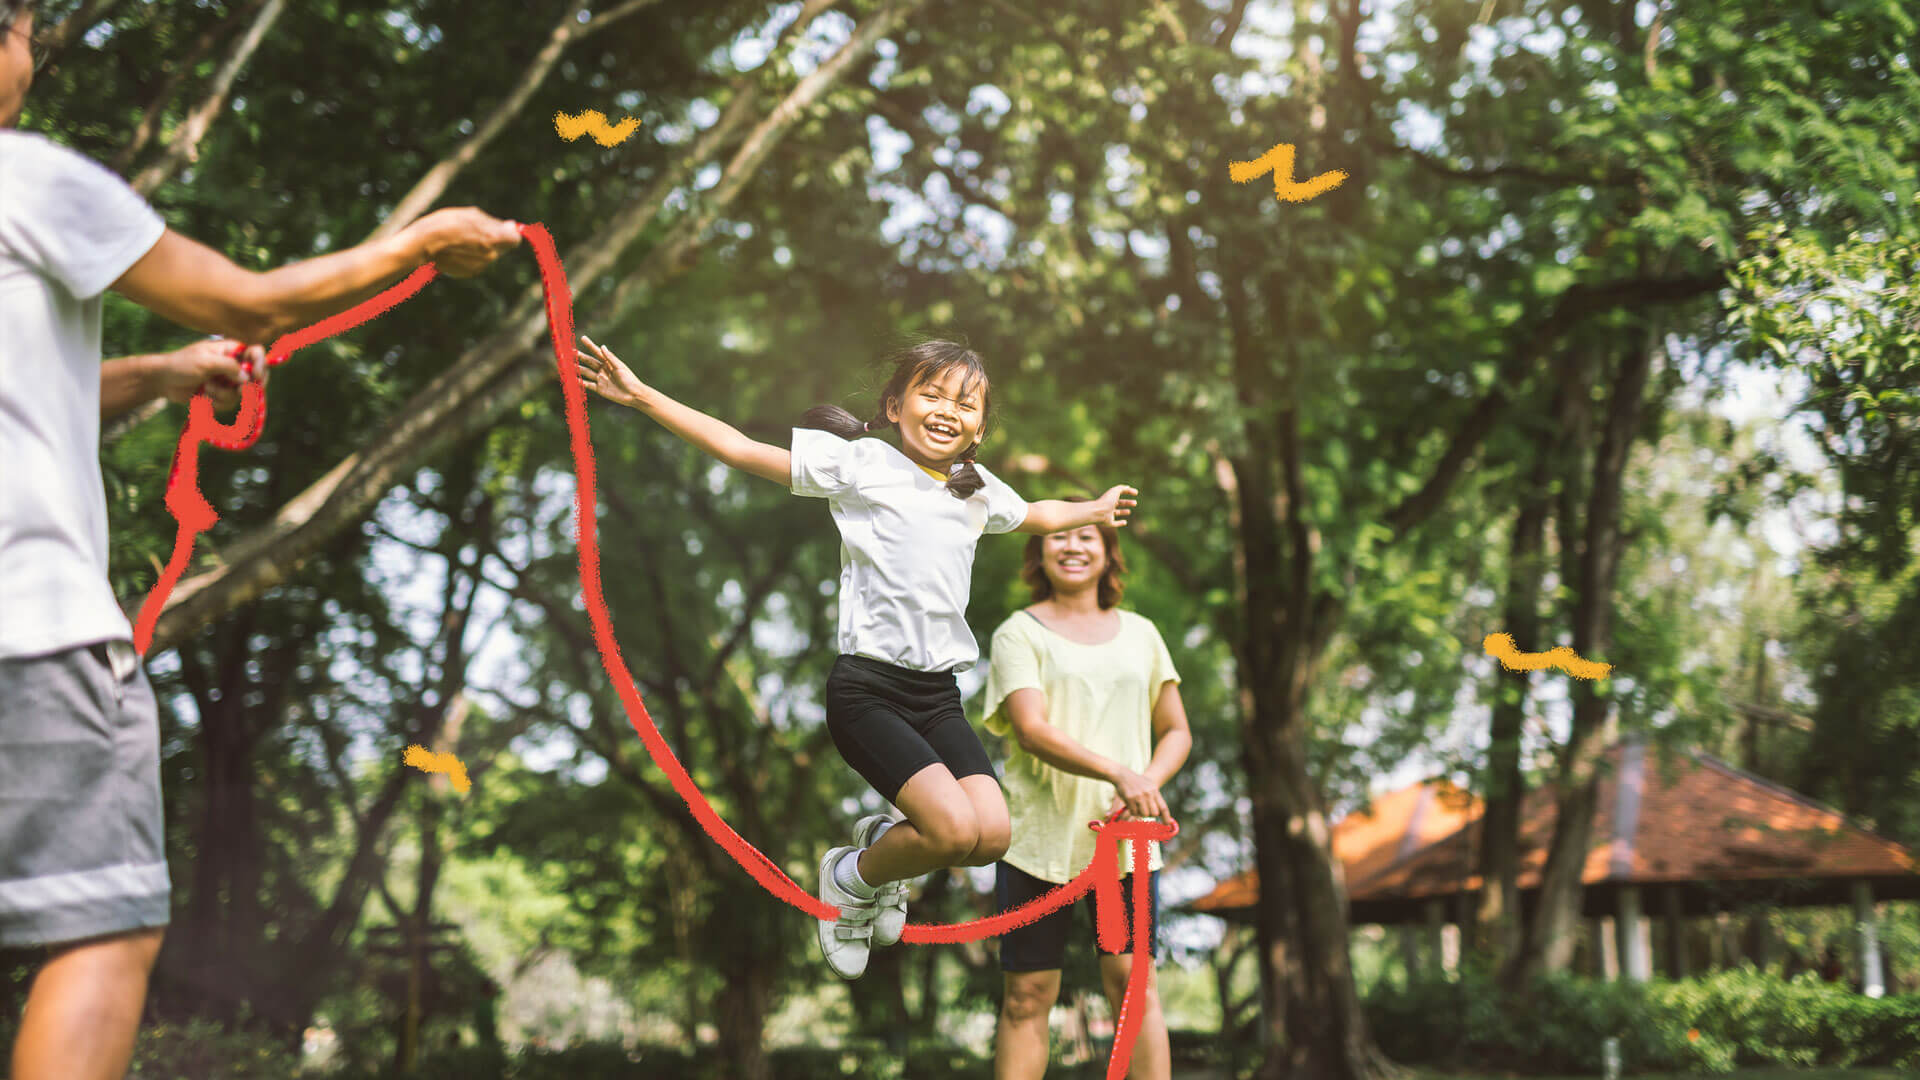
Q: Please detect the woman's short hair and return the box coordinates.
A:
[1,1,32,35]
[1021,498,1126,609]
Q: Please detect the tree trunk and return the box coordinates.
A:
[1475,396,1562,964]
[394,792,445,1074]
[712,958,775,1080]
[1244,685,1384,1080]
[164,617,279,1027]
[1506,334,1656,985]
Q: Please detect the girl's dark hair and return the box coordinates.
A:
[1021,499,1126,609]
[799,339,992,498]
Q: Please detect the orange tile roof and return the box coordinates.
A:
[1188,744,1918,916]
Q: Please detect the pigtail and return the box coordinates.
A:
[946,442,986,499]
[799,404,897,441]
[798,405,869,441]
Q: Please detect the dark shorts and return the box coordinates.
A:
[0,641,171,947]
[823,654,995,802]
[995,861,1159,972]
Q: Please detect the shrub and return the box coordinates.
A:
[1364,967,1920,1074]
[123,1018,293,1080]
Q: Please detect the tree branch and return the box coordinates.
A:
[144,0,891,655]
[1367,134,1640,189]
[596,0,928,318]
[365,0,667,241]
[585,0,673,34]
[37,0,127,56]
[1215,0,1253,49]
[1383,272,1722,534]
[113,0,264,173]
[130,0,287,197]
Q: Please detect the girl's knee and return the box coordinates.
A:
[967,822,1011,866]
[919,809,981,864]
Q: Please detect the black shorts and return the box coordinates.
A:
[995,862,1160,972]
[823,654,995,802]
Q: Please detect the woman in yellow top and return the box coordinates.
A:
[980,507,1192,1079]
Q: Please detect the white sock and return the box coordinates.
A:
[835,848,879,900]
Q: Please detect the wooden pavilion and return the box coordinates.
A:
[1189,741,1919,993]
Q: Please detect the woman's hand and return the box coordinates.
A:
[1105,766,1170,821]
[576,334,651,410]
[1093,484,1138,528]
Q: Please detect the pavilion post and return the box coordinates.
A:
[1749,911,1774,973]
[1663,885,1688,978]
[1617,886,1651,982]
[1425,898,1454,976]
[1852,881,1886,998]
[1594,916,1619,981]
[1400,923,1421,984]
[1707,904,1726,970]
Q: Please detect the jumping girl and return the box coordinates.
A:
[573,335,1138,980]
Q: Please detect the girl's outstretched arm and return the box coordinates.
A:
[577,334,791,486]
[1016,484,1137,534]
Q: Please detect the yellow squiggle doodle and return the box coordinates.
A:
[1228,142,1349,203]
[403,744,472,793]
[554,109,642,147]
[1483,632,1612,681]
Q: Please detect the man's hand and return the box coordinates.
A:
[406,207,522,277]
[157,340,268,410]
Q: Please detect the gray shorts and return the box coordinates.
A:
[0,641,170,947]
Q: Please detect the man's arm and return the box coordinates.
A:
[110,207,520,345]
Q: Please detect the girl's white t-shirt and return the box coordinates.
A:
[790,427,1028,673]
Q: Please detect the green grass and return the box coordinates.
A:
[1413,1060,1904,1068]
[1417,1069,1907,1080]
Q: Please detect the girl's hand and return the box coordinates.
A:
[1095,484,1138,528]
[576,334,650,409]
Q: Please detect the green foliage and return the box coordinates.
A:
[15,0,1920,1067]
[1366,969,1920,1074]
[120,1018,290,1080]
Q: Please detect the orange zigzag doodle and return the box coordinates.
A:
[1229,142,1349,203]
[1483,633,1612,681]
[553,109,641,147]
[403,744,471,794]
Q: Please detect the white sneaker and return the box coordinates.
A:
[853,814,908,946]
[816,845,877,979]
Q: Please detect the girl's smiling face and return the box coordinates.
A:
[887,365,985,468]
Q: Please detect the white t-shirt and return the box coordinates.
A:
[0,132,167,659]
[790,427,1029,672]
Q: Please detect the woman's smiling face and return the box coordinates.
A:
[1041,524,1106,593]
[887,365,985,467]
